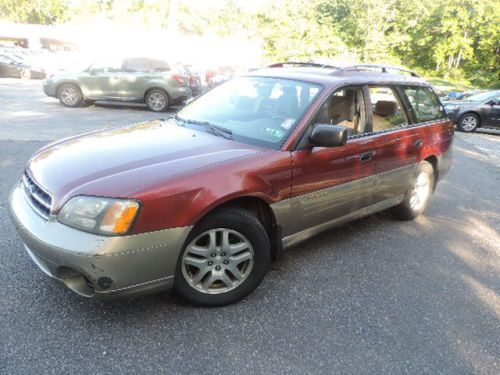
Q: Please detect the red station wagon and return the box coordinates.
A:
[9,64,454,306]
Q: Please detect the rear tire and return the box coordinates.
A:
[146,89,169,112]
[391,161,435,220]
[457,113,479,132]
[58,83,83,107]
[174,209,271,306]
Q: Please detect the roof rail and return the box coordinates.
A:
[338,64,420,77]
[267,61,339,69]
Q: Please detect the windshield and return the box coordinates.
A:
[176,76,322,149]
[464,91,499,102]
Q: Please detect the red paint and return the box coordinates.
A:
[27,75,454,235]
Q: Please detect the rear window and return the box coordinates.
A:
[403,87,445,123]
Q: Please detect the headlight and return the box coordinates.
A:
[58,196,140,235]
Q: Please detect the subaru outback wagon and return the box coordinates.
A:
[10,63,453,306]
[43,57,191,112]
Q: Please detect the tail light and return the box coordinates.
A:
[189,75,198,85]
[172,74,185,85]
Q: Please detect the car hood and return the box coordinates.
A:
[27,120,264,209]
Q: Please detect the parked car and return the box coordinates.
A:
[174,64,202,96]
[0,54,45,79]
[205,65,238,88]
[443,90,500,132]
[447,89,487,101]
[42,57,191,111]
[9,64,453,306]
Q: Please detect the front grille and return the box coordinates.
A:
[22,170,53,219]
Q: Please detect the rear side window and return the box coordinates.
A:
[403,87,445,123]
[122,58,170,73]
[369,87,408,132]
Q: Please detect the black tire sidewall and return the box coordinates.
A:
[146,89,169,112]
[174,209,271,306]
[458,113,479,132]
[58,84,83,107]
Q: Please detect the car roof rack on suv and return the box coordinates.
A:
[267,61,339,69]
[338,64,420,77]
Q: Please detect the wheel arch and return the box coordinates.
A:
[423,155,438,190]
[191,195,281,260]
[144,86,171,103]
[55,80,84,98]
[458,111,482,127]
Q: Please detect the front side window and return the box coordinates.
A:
[88,58,122,73]
[369,87,408,132]
[176,77,322,149]
[403,87,445,123]
[314,87,367,136]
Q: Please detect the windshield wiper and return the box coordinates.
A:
[174,115,233,140]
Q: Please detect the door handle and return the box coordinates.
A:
[415,139,424,149]
[360,151,375,162]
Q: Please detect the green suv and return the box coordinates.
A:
[43,57,192,112]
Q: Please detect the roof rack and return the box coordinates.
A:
[266,61,421,78]
[338,64,420,77]
[267,61,339,69]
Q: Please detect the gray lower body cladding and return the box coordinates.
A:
[9,182,192,298]
[271,163,420,248]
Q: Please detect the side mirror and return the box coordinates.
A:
[309,124,348,148]
[486,99,497,106]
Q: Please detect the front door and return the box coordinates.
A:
[79,60,123,99]
[287,86,378,238]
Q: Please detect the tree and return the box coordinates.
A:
[0,0,69,24]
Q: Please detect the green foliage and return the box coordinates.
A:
[0,0,69,24]
[0,0,498,87]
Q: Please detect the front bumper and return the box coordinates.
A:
[43,81,56,97]
[9,182,192,298]
[445,109,459,123]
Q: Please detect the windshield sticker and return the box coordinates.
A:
[262,128,285,138]
[281,118,294,130]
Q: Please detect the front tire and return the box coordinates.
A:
[457,113,479,132]
[174,209,271,306]
[391,161,435,220]
[58,84,83,107]
[146,89,169,112]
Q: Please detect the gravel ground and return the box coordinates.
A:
[0,78,499,375]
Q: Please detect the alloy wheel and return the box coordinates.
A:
[60,87,79,106]
[181,228,255,294]
[409,171,431,211]
[147,92,166,111]
[20,69,31,80]
[461,115,478,131]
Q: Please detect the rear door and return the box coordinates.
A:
[369,85,449,201]
[365,86,420,203]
